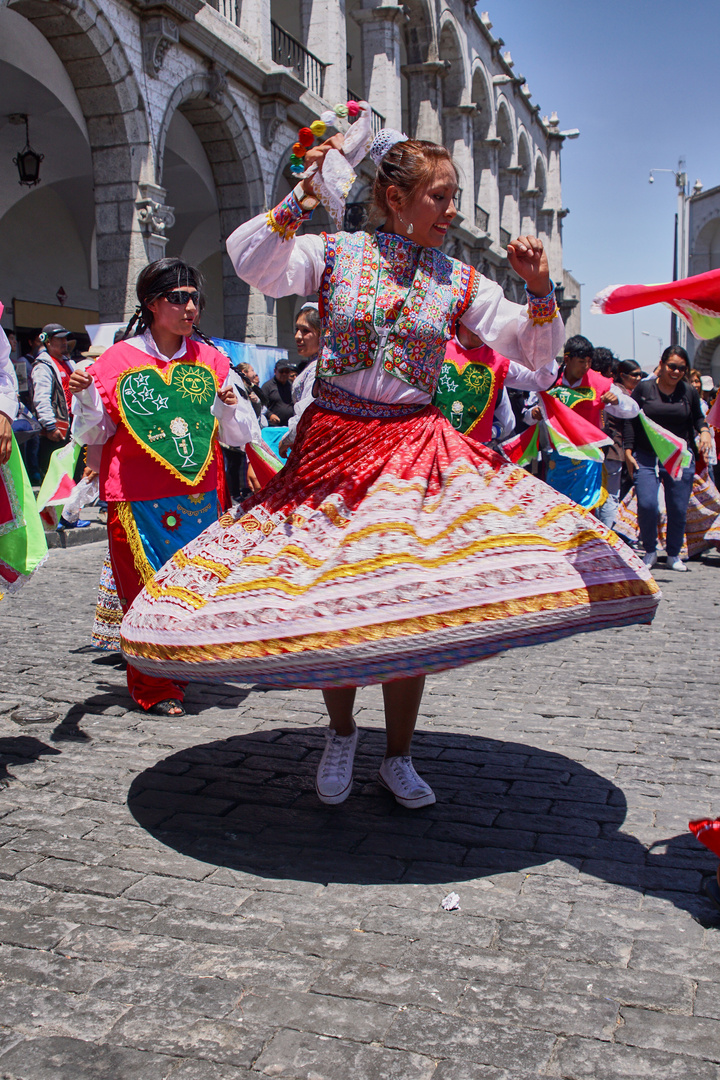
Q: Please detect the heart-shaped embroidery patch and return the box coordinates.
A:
[435,360,496,435]
[117,363,218,485]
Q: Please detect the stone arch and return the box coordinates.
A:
[403,0,435,64]
[157,75,266,340]
[438,17,465,108]
[7,0,150,321]
[517,128,535,235]
[692,218,720,275]
[496,98,517,243]
[471,62,494,234]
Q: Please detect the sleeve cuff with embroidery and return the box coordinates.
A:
[266,186,315,242]
[526,282,559,326]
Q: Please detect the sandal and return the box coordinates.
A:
[147,699,185,717]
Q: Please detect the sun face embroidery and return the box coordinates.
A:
[176,366,215,405]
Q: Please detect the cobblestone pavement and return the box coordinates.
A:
[1,540,720,1079]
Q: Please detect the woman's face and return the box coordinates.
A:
[690,373,702,392]
[294,315,320,358]
[620,368,642,391]
[147,285,199,338]
[659,354,687,388]
[390,161,458,248]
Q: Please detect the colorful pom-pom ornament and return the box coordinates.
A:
[298,127,315,147]
[347,100,360,117]
[334,103,349,118]
[290,164,305,176]
[310,120,326,138]
[289,154,303,167]
[320,110,336,126]
[292,142,307,157]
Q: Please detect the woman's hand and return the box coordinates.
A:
[625,450,638,478]
[218,386,238,406]
[301,134,345,195]
[600,390,619,406]
[531,406,542,421]
[698,428,713,456]
[69,370,93,395]
[278,433,292,458]
[506,236,551,298]
[246,463,261,493]
[0,413,12,465]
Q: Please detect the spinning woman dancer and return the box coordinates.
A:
[120,129,659,807]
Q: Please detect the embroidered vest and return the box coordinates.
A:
[317,231,478,397]
[91,338,229,503]
[548,368,613,429]
[434,339,511,442]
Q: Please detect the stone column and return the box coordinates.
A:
[135,182,176,263]
[544,133,564,285]
[443,104,475,221]
[238,0,272,63]
[352,4,405,131]
[94,172,153,323]
[402,61,446,143]
[301,0,347,105]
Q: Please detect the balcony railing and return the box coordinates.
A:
[475,205,489,232]
[271,21,325,97]
[215,0,239,23]
[347,90,385,136]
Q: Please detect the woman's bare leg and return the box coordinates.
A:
[322,688,357,736]
[382,675,425,757]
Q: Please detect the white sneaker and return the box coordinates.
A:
[642,551,658,568]
[667,556,688,572]
[378,755,436,808]
[315,728,358,805]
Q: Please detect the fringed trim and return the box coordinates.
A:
[527,282,559,327]
[116,501,155,586]
[266,189,310,242]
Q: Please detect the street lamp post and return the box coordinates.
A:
[642,330,663,360]
[648,159,700,352]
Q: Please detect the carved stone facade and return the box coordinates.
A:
[0,0,577,347]
[688,184,720,379]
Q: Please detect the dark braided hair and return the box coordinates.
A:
[122,258,206,340]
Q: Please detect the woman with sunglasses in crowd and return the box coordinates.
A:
[624,345,712,571]
[68,258,260,716]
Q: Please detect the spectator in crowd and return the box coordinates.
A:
[279,304,322,457]
[31,323,75,477]
[625,345,712,571]
[261,359,296,426]
[238,362,267,419]
[600,359,644,529]
[592,346,617,379]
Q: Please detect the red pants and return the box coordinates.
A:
[107,503,187,710]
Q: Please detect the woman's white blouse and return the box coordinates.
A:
[227,212,565,406]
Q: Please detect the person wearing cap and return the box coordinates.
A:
[261,359,296,425]
[31,323,75,476]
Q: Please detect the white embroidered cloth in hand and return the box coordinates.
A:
[304,103,373,229]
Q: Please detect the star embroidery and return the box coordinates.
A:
[154,395,168,410]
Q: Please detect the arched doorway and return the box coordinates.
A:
[157,79,264,342]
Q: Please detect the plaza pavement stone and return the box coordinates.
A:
[0,539,720,1078]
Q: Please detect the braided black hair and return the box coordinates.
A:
[121,258,205,340]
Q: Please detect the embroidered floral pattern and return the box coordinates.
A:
[315,380,424,419]
[527,285,559,326]
[266,189,313,242]
[317,231,478,394]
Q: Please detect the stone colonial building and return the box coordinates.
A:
[688,183,720,381]
[0,0,578,349]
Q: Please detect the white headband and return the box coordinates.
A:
[370,128,409,167]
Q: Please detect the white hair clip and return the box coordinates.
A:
[370,128,409,167]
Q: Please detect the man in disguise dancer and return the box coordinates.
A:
[119,120,659,806]
[68,258,260,716]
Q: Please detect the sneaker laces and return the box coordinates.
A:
[387,755,424,794]
[319,732,354,779]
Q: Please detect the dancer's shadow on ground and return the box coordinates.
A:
[0,736,60,783]
[127,726,718,923]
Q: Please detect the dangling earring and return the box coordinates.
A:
[406,221,414,235]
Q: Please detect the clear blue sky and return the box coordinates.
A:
[486,0,720,369]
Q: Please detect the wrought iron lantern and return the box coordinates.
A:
[12,115,43,188]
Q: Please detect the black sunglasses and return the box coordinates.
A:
[164,289,200,306]
[666,363,687,373]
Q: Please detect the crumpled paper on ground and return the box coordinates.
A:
[441,891,461,911]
